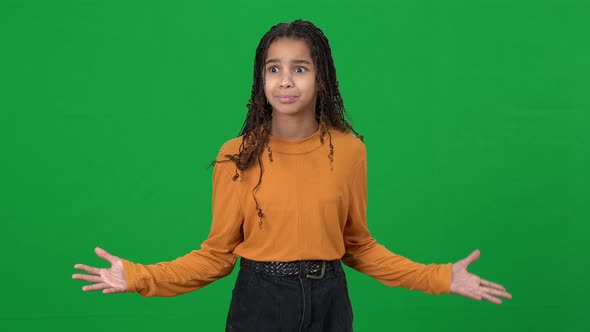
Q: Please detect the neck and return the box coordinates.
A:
[270,113,319,139]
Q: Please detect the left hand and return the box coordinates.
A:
[72,247,128,294]
[450,249,512,304]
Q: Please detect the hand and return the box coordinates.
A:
[450,249,512,304]
[72,247,128,294]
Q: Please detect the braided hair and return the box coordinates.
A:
[210,19,363,227]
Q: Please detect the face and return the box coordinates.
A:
[263,38,317,119]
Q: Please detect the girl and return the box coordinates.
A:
[72,20,512,331]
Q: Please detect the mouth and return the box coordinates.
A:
[276,95,298,103]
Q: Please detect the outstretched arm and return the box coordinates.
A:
[450,249,512,304]
[72,144,244,297]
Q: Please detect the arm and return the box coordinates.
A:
[73,146,245,297]
[341,146,452,295]
[341,146,512,303]
[121,151,244,297]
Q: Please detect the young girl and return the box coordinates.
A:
[72,20,512,331]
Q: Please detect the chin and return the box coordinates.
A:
[273,109,303,116]
[271,105,314,117]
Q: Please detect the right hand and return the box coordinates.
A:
[72,247,128,294]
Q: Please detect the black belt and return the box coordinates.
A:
[240,258,336,279]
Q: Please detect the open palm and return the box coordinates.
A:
[450,249,512,304]
[72,247,128,294]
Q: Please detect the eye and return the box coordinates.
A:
[268,66,279,73]
[294,66,307,73]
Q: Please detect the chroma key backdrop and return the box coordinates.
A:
[0,0,588,331]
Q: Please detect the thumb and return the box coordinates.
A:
[95,247,119,265]
[460,249,481,267]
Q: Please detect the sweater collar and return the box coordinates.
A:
[267,122,324,155]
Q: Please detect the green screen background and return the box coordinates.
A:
[1,0,588,331]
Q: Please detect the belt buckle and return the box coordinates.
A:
[306,261,326,280]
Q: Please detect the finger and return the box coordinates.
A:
[483,287,512,300]
[103,287,125,294]
[462,249,481,266]
[95,247,119,265]
[72,273,103,284]
[481,292,502,304]
[460,290,482,301]
[82,282,109,292]
[480,279,507,291]
[74,264,101,275]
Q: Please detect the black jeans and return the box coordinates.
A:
[226,260,353,331]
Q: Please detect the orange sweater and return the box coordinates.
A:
[122,125,452,297]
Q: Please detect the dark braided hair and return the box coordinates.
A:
[209,19,363,227]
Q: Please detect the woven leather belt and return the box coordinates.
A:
[240,258,334,279]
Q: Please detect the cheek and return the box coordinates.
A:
[302,75,317,91]
[303,80,318,97]
[263,80,272,98]
[263,85,277,106]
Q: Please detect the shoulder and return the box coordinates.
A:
[211,136,243,175]
[217,136,243,157]
[329,128,366,157]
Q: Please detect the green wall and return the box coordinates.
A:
[1,0,588,331]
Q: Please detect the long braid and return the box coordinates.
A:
[210,20,363,227]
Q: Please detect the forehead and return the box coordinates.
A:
[266,38,313,61]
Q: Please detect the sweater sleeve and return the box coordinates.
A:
[341,146,452,295]
[120,147,244,297]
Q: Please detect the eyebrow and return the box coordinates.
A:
[264,58,312,65]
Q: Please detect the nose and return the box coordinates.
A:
[279,72,293,88]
